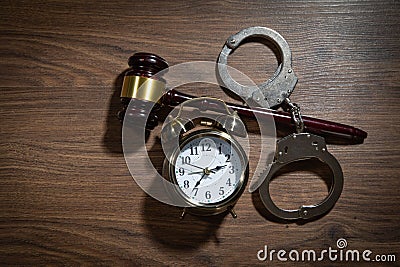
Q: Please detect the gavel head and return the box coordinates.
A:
[118,52,169,130]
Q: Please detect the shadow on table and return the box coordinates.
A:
[102,69,129,154]
[142,195,226,250]
[141,140,225,249]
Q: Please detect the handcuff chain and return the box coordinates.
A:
[284,98,304,133]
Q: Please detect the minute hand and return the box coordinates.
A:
[186,162,205,170]
[194,173,207,188]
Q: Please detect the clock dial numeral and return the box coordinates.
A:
[229,165,235,174]
[219,187,225,195]
[181,156,191,165]
[190,146,198,155]
[192,188,198,196]
[226,178,232,186]
[225,154,231,162]
[184,180,190,188]
[178,168,185,176]
[202,143,212,151]
[205,191,211,199]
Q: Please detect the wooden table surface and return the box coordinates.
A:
[1,1,399,266]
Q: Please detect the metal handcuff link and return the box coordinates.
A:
[217,26,344,220]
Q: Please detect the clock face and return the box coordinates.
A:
[172,131,246,205]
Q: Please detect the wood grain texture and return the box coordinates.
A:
[1,0,399,266]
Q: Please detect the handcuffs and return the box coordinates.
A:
[217,26,344,220]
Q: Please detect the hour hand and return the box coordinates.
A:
[210,165,226,172]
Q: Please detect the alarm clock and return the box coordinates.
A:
[161,98,249,218]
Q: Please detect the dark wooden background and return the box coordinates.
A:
[1,0,399,266]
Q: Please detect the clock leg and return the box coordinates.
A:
[228,206,237,218]
[180,208,187,220]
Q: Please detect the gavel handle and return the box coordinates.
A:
[163,89,367,145]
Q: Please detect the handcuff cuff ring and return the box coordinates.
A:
[258,133,344,220]
[217,26,298,108]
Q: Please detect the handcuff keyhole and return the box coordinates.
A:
[284,146,288,154]
[312,141,318,146]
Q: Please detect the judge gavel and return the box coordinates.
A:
[118,52,367,145]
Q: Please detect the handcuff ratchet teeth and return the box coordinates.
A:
[217,26,298,108]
